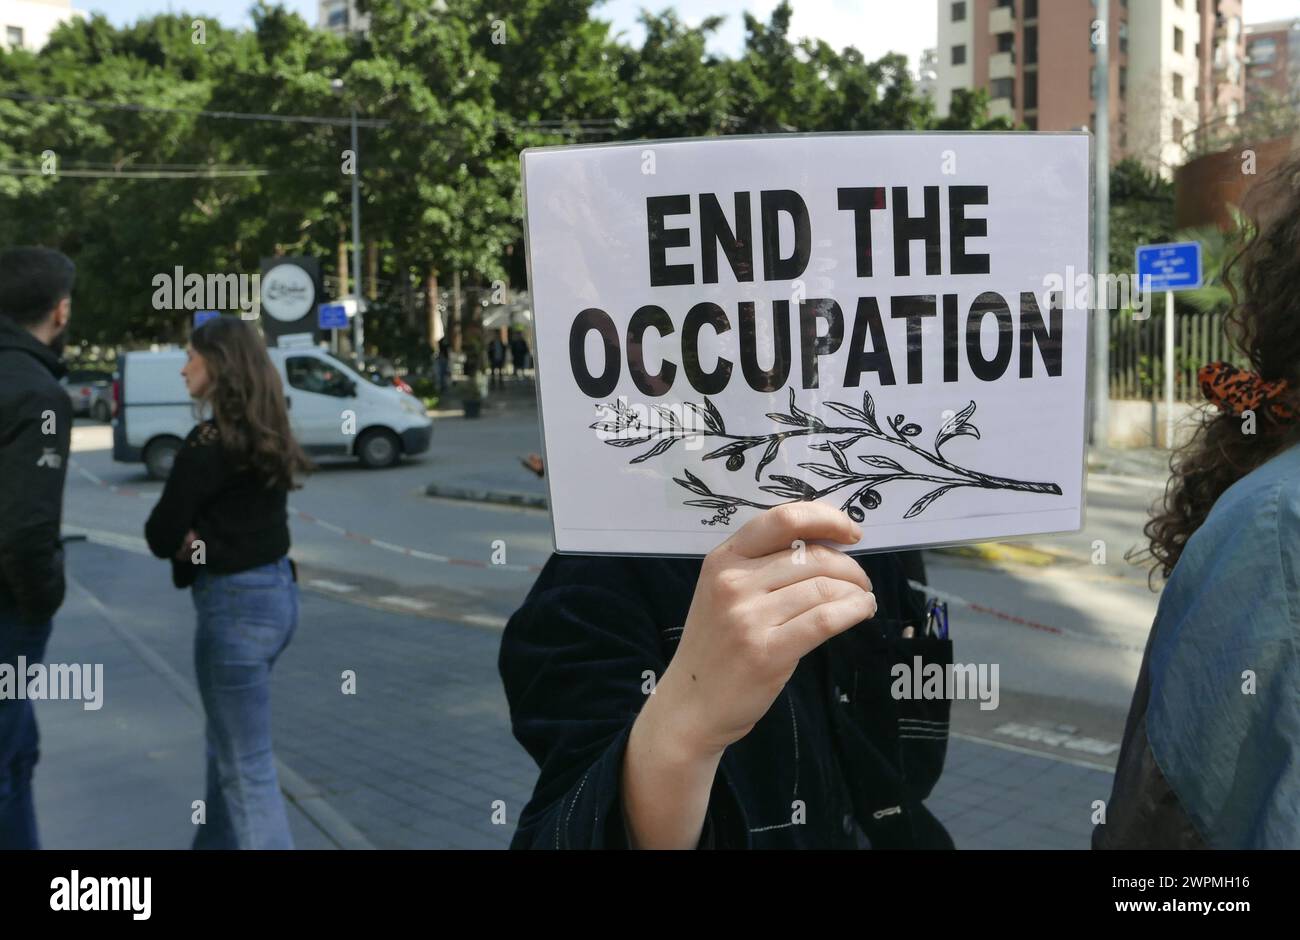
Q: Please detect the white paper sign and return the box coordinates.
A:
[521,133,1090,556]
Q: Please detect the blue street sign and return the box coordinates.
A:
[1136,241,1203,292]
[318,303,348,330]
[194,310,220,327]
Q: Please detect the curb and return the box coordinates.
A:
[929,541,1064,567]
[424,482,548,509]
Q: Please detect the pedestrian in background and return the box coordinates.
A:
[0,246,75,849]
[436,336,452,395]
[1097,155,1300,849]
[509,331,529,379]
[145,316,311,850]
[487,332,507,390]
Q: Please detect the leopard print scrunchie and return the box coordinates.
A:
[1197,361,1297,421]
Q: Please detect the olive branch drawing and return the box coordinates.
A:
[589,388,1062,525]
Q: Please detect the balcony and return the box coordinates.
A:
[989,6,1014,35]
[989,97,1014,119]
[990,51,1016,79]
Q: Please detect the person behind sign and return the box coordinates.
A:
[144,316,311,849]
[1095,155,1300,849]
[500,502,954,848]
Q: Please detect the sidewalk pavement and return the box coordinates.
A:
[30,535,1112,849]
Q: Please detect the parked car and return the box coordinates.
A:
[112,347,433,479]
[62,368,114,422]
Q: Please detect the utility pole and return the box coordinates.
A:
[1091,0,1111,447]
[350,104,364,357]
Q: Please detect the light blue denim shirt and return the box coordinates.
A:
[1147,440,1300,848]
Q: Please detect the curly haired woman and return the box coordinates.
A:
[1096,155,1300,849]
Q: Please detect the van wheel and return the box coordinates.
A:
[357,429,401,469]
[144,436,183,480]
[92,400,111,423]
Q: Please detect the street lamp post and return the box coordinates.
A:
[349,104,364,356]
[332,79,365,358]
[1092,0,1111,447]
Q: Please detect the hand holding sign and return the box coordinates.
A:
[623,502,873,848]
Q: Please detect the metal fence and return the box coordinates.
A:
[1108,309,1245,401]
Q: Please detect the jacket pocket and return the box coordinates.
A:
[887,636,954,800]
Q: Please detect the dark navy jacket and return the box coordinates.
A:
[499,551,954,849]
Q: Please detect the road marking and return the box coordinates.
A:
[991,721,1120,758]
[375,595,433,611]
[64,525,151,555]
[462,613,508,630]
[950,730,1116,773]
[306,578,360,593]
[907,579,1148,653]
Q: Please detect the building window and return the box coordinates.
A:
[1024,25,1038,64]
[1172,72,1183,98]
[952,44,966,66]
[1248,38,1277,64]
[952,1,966,22]
[1024,0,1038,17]
[1026,116,1038,130]
[1120,65,1128,96]
[1172,117,1184,142]
[1120,23,1129,55]
[5,26,22,48]
[997,32,1015,53]
[1174,26,1184,54]
[991,77,1015,102]
[1090,65,1097,98]
[996,0,1014,9]
[1024,72,1038,109]
[1174,0,1183,7]
[327,8,348,27]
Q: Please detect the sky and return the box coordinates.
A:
[72,0,1300,73]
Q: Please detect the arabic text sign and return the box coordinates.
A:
[522,133,1091,555]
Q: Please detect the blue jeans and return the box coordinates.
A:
[0,607,52,849]
[191,559,297,849]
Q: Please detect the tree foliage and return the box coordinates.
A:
[0,0,1007,354]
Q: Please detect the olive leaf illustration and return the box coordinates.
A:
[590,388,1061,526]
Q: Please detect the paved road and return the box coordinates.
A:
[42,411,1171,848]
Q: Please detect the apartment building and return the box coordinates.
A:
[318,0,369,37]
[1,0,84,52]
[1244,18,1300,104]
[933,0,1245,175]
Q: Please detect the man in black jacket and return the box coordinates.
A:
[0,246,75,849]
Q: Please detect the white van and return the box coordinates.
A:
[112,346,433,479]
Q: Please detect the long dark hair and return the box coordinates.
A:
[1139,155,1300,579]
[190,317,312,490]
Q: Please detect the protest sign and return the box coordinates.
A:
[521,133,1090,555]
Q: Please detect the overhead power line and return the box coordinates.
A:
[0,91,625,135]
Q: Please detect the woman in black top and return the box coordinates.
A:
[500,503,954,848]
[145,317,311,849]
